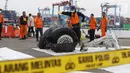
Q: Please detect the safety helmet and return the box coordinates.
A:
[70,6,76,11]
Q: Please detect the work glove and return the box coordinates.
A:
[58,11,62,14]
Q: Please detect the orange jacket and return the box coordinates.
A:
[35,16,43,28]
[89,18,97,29]
[70,12,79,25]
[100,16,108,29]
[0,14,4,24]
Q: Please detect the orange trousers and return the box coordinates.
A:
[19,25,27,38]
[101,28,106,37]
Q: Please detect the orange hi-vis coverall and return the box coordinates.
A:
[19,16,28,39]
[35,16,43,41]
[35,16,43,28]
[90,18,97,30]
[70,12,79,25]
[0,14,4,24]
[100,16,108,37]
[0,14,4,38]
[89,17,97,41]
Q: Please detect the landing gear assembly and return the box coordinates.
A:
[38,25,120,53]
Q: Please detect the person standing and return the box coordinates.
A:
[28,13,35,37]
[89,14,97,41]
[58,6,85,41]
[19,11,28,40]
[35,13,43,41]
[0,11,4,40]
[100,12,108,37]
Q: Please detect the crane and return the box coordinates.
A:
[5,0,8,10]
[101,2,121,27]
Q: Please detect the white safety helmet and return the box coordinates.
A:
[0,11,2,13]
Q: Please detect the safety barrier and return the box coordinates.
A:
[14,28,20,38]
[1,26,6,38]
[1,25,20,38]
[6,25,15,38]
[0,49,130,73]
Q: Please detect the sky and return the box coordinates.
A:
[0,0,130,17]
